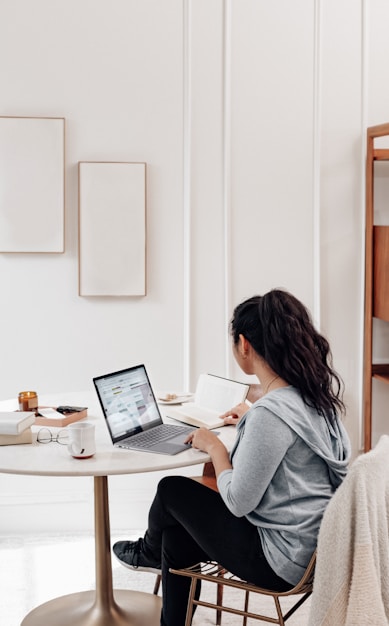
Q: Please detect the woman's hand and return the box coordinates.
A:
[219,402,250,426]
[185,428,222,454]
[185,428,232,476]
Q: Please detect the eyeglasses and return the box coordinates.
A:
[37,428,69,445]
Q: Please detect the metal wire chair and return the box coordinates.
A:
[170,550,316,626]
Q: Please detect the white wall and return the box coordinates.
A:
[0,0,387,533]
[0,0,186,398]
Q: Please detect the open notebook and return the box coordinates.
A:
[165,374,250,429]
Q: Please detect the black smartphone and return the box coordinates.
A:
[56,406,87,414]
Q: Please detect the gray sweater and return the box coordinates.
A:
[217,386,351,585]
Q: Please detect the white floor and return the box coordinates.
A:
[0,533,311,626]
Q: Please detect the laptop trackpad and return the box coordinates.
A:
[152,441,191,455]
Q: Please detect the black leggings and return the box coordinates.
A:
[143,475,292,626]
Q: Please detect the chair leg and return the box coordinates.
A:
[273,596,285,626]
[216,581,223,625]
[153,573,162,595]
[185,578,198,626]
[243,590,249,626]
[157,568,223,625]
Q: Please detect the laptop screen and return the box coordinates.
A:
[93,364,163,443]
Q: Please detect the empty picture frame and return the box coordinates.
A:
[78,162,147,296]
[0,116,65,253]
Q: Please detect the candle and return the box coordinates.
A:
[18,391,38,412]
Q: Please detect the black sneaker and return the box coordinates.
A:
[113,538,161,574]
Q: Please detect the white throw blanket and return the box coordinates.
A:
[308,434,389,626]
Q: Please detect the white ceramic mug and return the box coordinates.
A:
[67,422,96,459]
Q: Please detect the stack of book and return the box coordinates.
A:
[0,411,36,446]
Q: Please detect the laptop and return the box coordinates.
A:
[93,364,193,455]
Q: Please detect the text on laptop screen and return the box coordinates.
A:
[94,366,162,440]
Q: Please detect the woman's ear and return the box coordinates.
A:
[239,334,250,357]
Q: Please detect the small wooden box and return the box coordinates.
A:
[35,407,88,427]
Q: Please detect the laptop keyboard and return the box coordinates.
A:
[120,423,190,450]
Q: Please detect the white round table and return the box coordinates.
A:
[0,392,236,626]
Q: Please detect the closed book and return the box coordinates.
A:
[0,411,36,435]
[0,427,33,446]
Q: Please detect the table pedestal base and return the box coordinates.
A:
[21,589,162,626]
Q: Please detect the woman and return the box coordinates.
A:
[113,289,351,626]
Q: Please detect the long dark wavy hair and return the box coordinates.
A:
[230,289,345,418]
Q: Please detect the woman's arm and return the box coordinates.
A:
[185,428,232,477]
[218,412,295,516]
